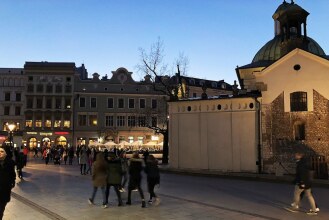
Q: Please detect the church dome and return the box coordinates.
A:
[252,36,326,63]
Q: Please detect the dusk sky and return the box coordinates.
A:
[1,0,328,84]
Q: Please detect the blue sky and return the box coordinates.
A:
[1,0,328,84]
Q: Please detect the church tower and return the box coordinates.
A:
[272,0,310,57]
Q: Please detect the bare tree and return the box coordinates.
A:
[137,38,189,164]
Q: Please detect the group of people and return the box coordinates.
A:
[89,151,160,209]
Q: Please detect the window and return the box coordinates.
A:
[80,97,86,108]
[117,116,125,127]
[107,98,114,108]
[128,98,135,109]
[28,76,33,81]
[36,98,43,108]
[35,115,42,128]
[36,84,43,93]
[193,93,197,98]
[46,98,52,109]
[26,98,33,108]
[118,98,124,108]
[64,114,71,128]
[5,92,10,101]
[151,116,157,127]
[89,115,97,126]
[46,84,53,93]
[294,122,305,141]
[66,77,71,82]
[15,107,21,116]
[128,116,136,127]
[55,84,62,93]
[16,93,21,101]
[4,106,10,115]
[138,116,146,127]
[91,98,97,108]
[55,98,61,109]
[139,99,146,109]
[45,117,52,128]
[290,92,307,112]
[105,116,114,127]
[78,115,87,126]
[54,114,61,127]
[25,119,32,128]
[65,85,72,93]
[65,98,71,109]
[27,84,34,92]
[152,99,157,109]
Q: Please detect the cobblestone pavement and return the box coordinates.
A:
[3,156,329,220]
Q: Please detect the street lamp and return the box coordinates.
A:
[7,123,16,148]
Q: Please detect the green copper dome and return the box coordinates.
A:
[252,36,326,63]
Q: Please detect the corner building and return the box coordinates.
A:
[23,62,75,148]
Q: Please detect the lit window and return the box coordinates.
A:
[64,120,70,128]
[89,115,97,126]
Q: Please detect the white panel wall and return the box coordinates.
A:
[169,98,258,173]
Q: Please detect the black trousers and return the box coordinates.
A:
[148,180,157,200]
[105,184,122,204]
[80,164,86,174]
[0,201,8,220]
[127,181,144,202]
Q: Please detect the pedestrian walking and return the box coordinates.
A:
[79,145,88,175]
[0,146,16,220]
[126,152,146,208]
[68,147,74,165]
[145,155,160,205]
[63,151,68,165]
[88,153,108,208]
[105,153,123,206]
[44,148,50,165]
[119,152,128,192]
[287,151,318,215]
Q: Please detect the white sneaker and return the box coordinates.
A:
[88,199,94,205]
[310,208,320,212]
[102,204,108,209]
[290,203,299,209]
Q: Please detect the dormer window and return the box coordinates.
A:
[221,84,226,89]
[211,82,217,88]
[189,79,195,85]
[199,80,205,86]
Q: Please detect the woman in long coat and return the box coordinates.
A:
[88,152,108,208]
[0,146,16,219]
[79,145,88,175]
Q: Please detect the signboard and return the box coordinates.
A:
[54,132,69,135]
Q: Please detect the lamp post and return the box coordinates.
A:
[7,123,16,158]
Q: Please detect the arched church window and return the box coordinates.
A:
[290,92,307,112]
[294,121,305,141]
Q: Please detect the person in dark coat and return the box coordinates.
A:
[126,152,146,208]
[145,155,160,205]
[68,147,74,165]
[0,146,16,219]
[288,151,318,215]
[105,153,123,206]
[88,153,108,208]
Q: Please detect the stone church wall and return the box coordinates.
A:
[262,90,329,175]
